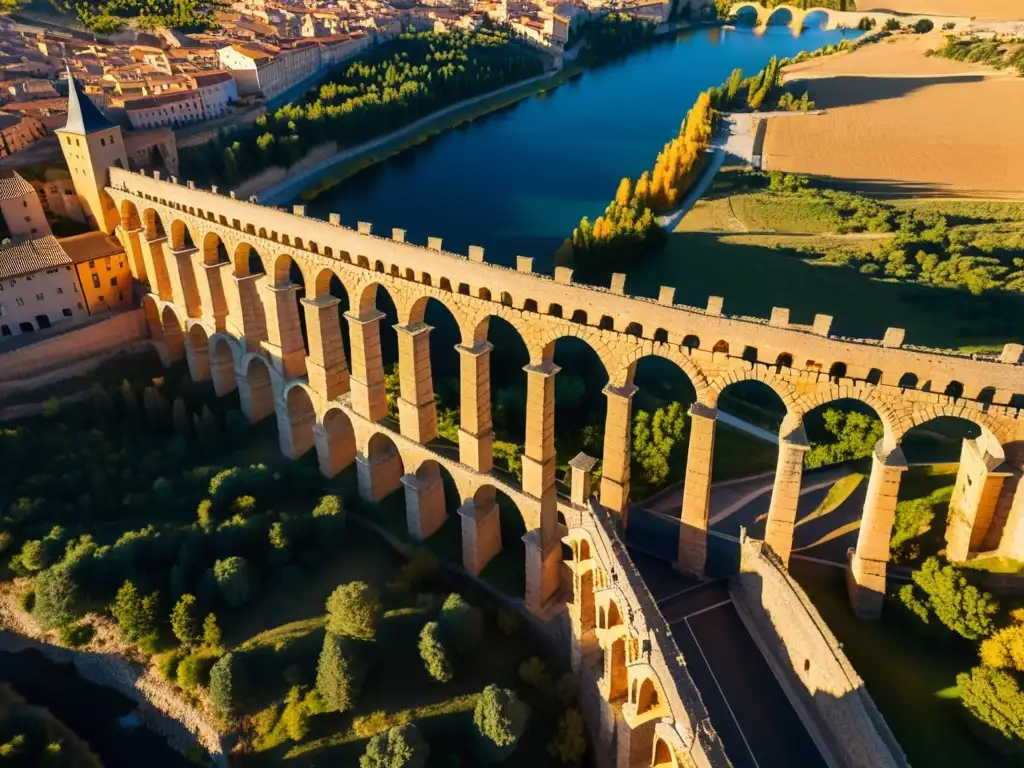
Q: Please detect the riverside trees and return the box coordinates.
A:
[181,28,544,187]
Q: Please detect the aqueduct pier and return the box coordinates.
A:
[104,166,1023,768]
[727,2,971,31]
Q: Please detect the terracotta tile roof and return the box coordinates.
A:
[58,231,123,264]
[0,172,33,200]
[0,235,70,281]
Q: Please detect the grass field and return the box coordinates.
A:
[653,181,1024,348]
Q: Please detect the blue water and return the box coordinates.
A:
[307,25,860,270]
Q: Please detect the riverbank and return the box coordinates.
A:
[254,67,577,206]
[0,582,226,766]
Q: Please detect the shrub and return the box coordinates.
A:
[177,649,218,690]
[957,666,1024,758]
[473,685,530,763]
[418,621,453,683]
[280,687,311,742]
[548,708,587,764]
[980,619,1024,672]
[857,17,875,31]
[518,657,554,696]
[913,18,934,34]
[59,622,95,648]
[111,581,159,645]
[438,594,483,655]
[203,613,223,649]
[209,652,248,719]
[171,594,201,646]
[884,17,900,30]
[312,494,346,536]
[197,499,213,529]
[31,562,82,630]
[326,581,382,640]
[907,557,998,640]
[154,650,183,682]
[18,590,34,613]
[316,632,366,712]
[213,556,253,607]
[360,723,430,768]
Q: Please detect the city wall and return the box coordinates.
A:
[0,310,147,383]
[731,536,908,768]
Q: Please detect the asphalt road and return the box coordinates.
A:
[629,550,828,768]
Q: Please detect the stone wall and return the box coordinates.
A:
[0,310,148,383]
[730,536,908,768]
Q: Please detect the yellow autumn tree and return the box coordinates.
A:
[614,177,633,207]
[981,612,1024,672]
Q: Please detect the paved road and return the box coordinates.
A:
[630,550,828,768]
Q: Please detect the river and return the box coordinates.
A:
[306,24,861,272]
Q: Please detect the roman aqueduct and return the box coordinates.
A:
[727,2,969,31]
[104,166,1023,768]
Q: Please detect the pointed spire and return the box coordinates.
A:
[61,64,114,135]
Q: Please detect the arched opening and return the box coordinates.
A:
[160,305,185,361]
[201,232,229,266]
[551,336,609,497]
[682,335,699,351]
[170,219,196,251]
[636,677,660,715]
[733,3,760,27]
[142,294,162,339]
[233,242,266,277]
[483,486,528,598]
[273,254,311,359]
[357,284,400,422]
[866,368,883,385]
[829,362,847,382]
[522,299,538,313]
[500,291,513,307]
[766,5,795,26]
[712,339,729,355]
[361,431,405,504]
[279,385,316,460]
[121,199,141,231]
[210,337,237,397]
[741,345,758,363]
[653,738,676,768]
[186,324,211,382]
[898,372,918,390]
[473,315,530,479]
[599,315,614,331]
[775,353,793,372]
[607,598,623,628]
[406,295,462,445]
[653,328,669,344]
[977,386,996,406]
[608,636,627,701]
[802,9,829,29]
[240,356,274,424]
[713,379,785,481]
[318,407,356,478]
[478,287,492,302]
[549,303,563,318]
[405,459,462,547]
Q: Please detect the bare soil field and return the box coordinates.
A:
[861,1,1024,19]
[763,34,1024,199]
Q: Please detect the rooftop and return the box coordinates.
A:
[0,235,71,281]
[60,65,115,134]
[0,172,34,201]
[58,231,123,264]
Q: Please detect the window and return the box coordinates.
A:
[110,276,118,286]
[98,295,105,303]
[15,298,24,307]
[88,259,95,268]
[100,138,106,146]
[91,274,100,289]
[0,324,8,337]
[22,201,27,208]
[62,308,72,317]
[57,287,63,294]
[35,293,43,301]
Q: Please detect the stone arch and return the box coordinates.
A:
[800,387,902,452]
[636,676,662,716]
[359,431,405,503]
[209,334,239,396]
[704,368,802,429]
[239,354,275,423]
[712,339,729,355]
[317,407,356,478]
[142,293,162,339]
[201,231,229,266]
[607,635,628,702]
[233,241,266,277]
[120,198,141,230]
[160,303,185,362]
[279,383,316,460]
[169,218,197,251]
[653,737,680,768]
[142,208,166,239]
[185,323,211,382]
[618,348,710,398]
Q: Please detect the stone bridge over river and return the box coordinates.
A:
[101,165,1024,767]
[728,2,971,31]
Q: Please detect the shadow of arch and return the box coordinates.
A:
[279,384,316,460]
[317,407,356,478]
[210,334,238,396]
[160,304,185,361]
[240,355,275,423]
[186,323,211,382]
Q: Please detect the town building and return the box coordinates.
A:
[61,230,132,314]
[124,88,205,130]
[0,236,85,339]
[191,70,238,119]
[0,111,46,158]
[0,172,51,240]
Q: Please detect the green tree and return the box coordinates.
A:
[437,594,483,654]
[171,593,200,646]
[631,403,687,493]
[360,724,430,768]
[473,685,531,763]
[904,557,999,640]
[804,408,884,469]
[957,666,1024,758]
[316,632,366,712]
[203,613,223,649]
[32,564,79,629]
[548,708,587,764]
[213,556,252,607]
[209,652,248,719]
[418,621,453,683]
[326,581,382,640]
[111,581,159,644]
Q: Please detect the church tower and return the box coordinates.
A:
[56,67,128,234]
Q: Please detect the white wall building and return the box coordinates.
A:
[0,173,51,240]
[191,71,239,119]
[123,89,204,130]
[0,236,86,340]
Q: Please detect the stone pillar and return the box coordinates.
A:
[524,527,562,614]
[314,420,356,479]
[600,384,636,525]
[185,332,211,382]
[302,296,350,401]
[678,403,717,575]
[847,441,908,620]
[458,489,501,575]
[260,282,307,380]
[457,341,493,472]
[945,437,1012,562]
[191,254,229,333]
[122,227,147,283]
[346,309,388,422]
[223,274,267,350]
[277,399,315,460]
[522,361,559,542]
[140,236,173,302]
[615,707,658,768]
[764,425,809,567]
[167,246,202,318]
[395,322,438,443]
[570,452,597,507]
[402,469,447,541]
[238,366,274,424]
[356,442,403,503]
